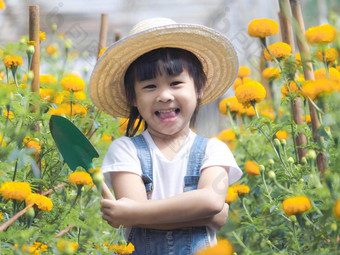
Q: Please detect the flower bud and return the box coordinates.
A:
[27,71,34,81]
[288,157,294,164]
[92,172,104,184]
[259,165,265,172]
[268,159,274,165]
[306,149,317,160]
[280,139,286,146]
[26,45,35,55]
[299,178,304,183]
[65,39,72,50]
[331,223,337,231]
[273,138,281,148]
[268,170,276,179]
[290,215,296,222]
[51,23,57,32]
[26,207,35,218]
[301,157,307,165]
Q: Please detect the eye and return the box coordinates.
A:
[143,84,156,89]
[170,81,182,86]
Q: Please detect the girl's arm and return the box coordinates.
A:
[101,166,229,228]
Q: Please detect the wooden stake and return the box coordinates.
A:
[29,6,40,94]
[290,0,327,174]
[279,0,307,161]
[97,14,108,58]
[114,30,121,42]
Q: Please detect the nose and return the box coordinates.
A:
[156,88,174,102]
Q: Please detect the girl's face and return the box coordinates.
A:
[133,64,199,139]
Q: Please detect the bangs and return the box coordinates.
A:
[132,48,188,81]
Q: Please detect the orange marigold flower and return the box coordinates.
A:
[262,67,280,80]
[196,238,234,255]
[57,239,79,253]
[28,241,48,254]
[0,181,31,201]
[0,134,6,147]
[0,212,3,221]
[314,67,340,83]
[218,129,236,142]
[245,160,260,176]
[264,42,292,61]
[3,56,24,68]
[48,102,87,118]
[232,77,243,89]
[238,66,251,78]
[45,44,58,55]
[246,105,257,117]
[295,53,302,67]
[235,81,266,107]
[102,134,112,141]
[281,81,301,97]
[247,18,279,38]
[23,136,41,156]
[2,109,14,119]
[282,195,311,215]
[39,31,46,41]
[60,76,85,92]
[219,97,244,115]
[276,130,288,140]
[118,118,144,136]
[98,47,108,58]
[40,74,57,84]
[233,184,250,195]
[259,103,275,119]
[301,79,336,100]
[68,171,93,186]
[108,242,135,255]
[334,199,340,219]
[26,193,53,212]
[316,48,339,63]
[305,24,337,45]
[73,91,86,101]
[303,115,311,123]
[0,0,6,10]
[225,187,238,203]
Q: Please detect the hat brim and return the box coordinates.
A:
[90,23,238,117]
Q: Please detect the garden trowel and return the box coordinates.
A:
[49,115,114,200]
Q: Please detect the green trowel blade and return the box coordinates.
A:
[49,115,99,171]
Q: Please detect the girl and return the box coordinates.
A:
[90,18,242,255]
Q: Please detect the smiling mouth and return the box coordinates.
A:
[155,108,180,120]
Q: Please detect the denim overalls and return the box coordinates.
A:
[129,134,210,255]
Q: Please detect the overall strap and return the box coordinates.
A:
[130,134,153,192]
[184,135,209,192]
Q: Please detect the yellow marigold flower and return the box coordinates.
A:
[68,171,93,186]
[0,212,3,221]
[0,134,7,147]
[118,118,145,136]
[295,53,302,67]
[196,238,234,255]
[282,195,311,215]
[2,109,14,119]
[235,81,266,107]
[0,0,6,10]
[247,18,279,38]
[40,74,57,84]
[314,67,340,83]
[276,130,288,140]
[23,136,41,156]
[74,91,86,100]
[301,79,336,100]
[3,56,24,68]
[48,102,87,118]
[225,187,238,203]
[334,199,340,219]
[245,160,260,176]
[218,129,236,142]
[39,31,46,41]
[98,47,108,58]
[60,76,85,92]
[246,105,257,117]
[26,41,37,46]
[259,103,275,119]
[305,24,337,45]
[219,97,244,115]
[57,239,79,254]
[45,44,57,55]
[233,184,250,195]
[264,42,292,61]
[108,242,135,254]
[28,241,48,254]
[102,134,112,141]
[238,66,251,78]
[26,193,53,212]
[0,181,31,201]
[232,77,242,89]
[316,48,339,63]
[262,67,280,80]
[281,81,301,97]
[303,115,311,123]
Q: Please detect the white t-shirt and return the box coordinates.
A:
[101,129,242,244]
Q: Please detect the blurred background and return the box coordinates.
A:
[0,0,338,136]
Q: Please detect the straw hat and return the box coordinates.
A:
[90,17,238,117]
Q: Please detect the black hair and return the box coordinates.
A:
[123,47,207,137]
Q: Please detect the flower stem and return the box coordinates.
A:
[261,171,273,203]
[242,197,254,223]
[251,101,259,118]
[289,97,299,163]
[232,231,251,253]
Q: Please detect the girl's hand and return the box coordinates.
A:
[100,197,141,228]
[208,203,229,230]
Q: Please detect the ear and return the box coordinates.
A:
[197,89,204,100]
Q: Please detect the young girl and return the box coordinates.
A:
[90,17,242,254]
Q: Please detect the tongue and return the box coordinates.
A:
[158,111,176,119]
